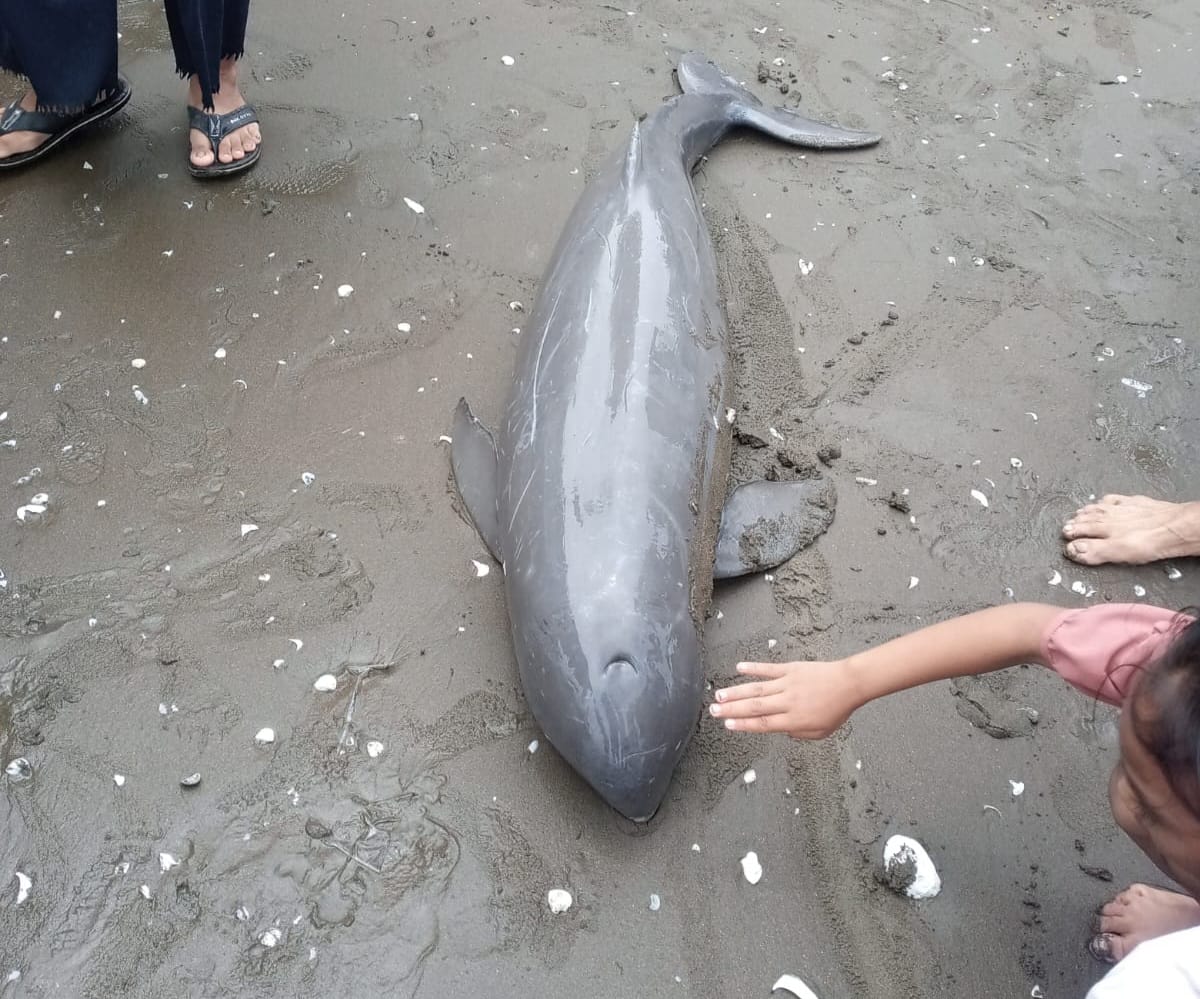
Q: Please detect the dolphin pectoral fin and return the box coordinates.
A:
[450,398,503,561]
[713,478,836,579]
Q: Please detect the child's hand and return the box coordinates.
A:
[709,660,862,739]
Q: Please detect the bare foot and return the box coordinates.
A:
[1062,494,1200,566]
[0,91,51,160]
[187,58,262,169]
[1088,883,1200,963]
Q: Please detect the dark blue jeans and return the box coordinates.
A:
[0,0,250,113]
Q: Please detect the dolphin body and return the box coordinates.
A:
[451,53,880,821]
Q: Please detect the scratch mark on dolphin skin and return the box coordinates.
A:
[509,468,538,531]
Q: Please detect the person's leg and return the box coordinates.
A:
[0,0,119,160]
[163,0,260,170]
[1063,495,1200,566]
[1088,884,1200,964]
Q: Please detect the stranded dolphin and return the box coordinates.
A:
[451,52,880,821]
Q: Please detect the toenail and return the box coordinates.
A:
[1088,933,1116,964]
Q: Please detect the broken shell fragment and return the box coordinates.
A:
[131,358,146,369]
[113,774,126,787]
[882,835,941,899]
[740,851,763,885]
[313,674,337,692]
[5,758,32,781]
[254,727,276,745]
[180,773,202,787]
[366,740,384,758]
[743,768,757,785]
[301,471,316,487]
[240,523,259,538]
[159,852,179,873]
[772,975,821,999]
[649,893,661,911]
[14,872,32,905]
[1010,780,1025,796]
[471,559,490,578]
[546,888,573,913]
[260,927,283,948]
[337,284,354,298]
[403,197,426,214]
[970,489,989,507]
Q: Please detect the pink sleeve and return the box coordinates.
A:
[1040,604,1191,707]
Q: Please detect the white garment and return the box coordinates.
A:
[1086,927,1200,998]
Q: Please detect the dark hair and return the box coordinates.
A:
[1129,611,1200,818]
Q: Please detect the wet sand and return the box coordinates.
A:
[2,0,1199,995]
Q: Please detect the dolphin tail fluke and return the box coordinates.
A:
[676,51,881,149]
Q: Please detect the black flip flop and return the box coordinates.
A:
[0,77,132,171]
[186,104,261,178]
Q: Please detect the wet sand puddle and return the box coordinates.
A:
[4,0,1200,995]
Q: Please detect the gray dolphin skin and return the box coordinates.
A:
[451,52,880,821]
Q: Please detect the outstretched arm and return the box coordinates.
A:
[710,602,1062,739]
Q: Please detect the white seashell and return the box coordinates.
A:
[883,835,941,899]
[241,523,259,538]
[1031,987,1044,998]
[1010,780,1025,796]
[139,884,151,899]
[14,871,32,904]
[214,347,227,359]
[290,638,303,651]
[508,301,524,312]
[403,197,425,214]
[1010,458,1023,469]
[908,576,919,589]
[767,639,777,650]
[740,851,763,884]
[113,774,125,787]
[260,927,283,948]
[798,259,814,276]
[1133,585,1146,597]
[96,499,107,508]
[1048,570,1062,586]
[159,852,179,873]
[743,769,757,785]
[131,358,146,369]
[501,55,516,66]
[337,284,354,298]
[1070,580,1095,597]
[255,727,276,745]
[649,893,661,911]
[366,740,384,758]
[725,408,736,424]
[133,387,149,406]
[313,674,337,692]
[528,740,539,753]
[772,974,821,999]
[854,477,877,486]
[236,906,250,921]
[397,322,412,333]
[258,573,270,582]
[1166,565,1183,581]
[691,843,700,852]
[547,888,573,913]
[970,489,989,507]
[1115,74,1128,84]
[301,471,316,487]
[471,559,490,578]
[273,659,285,669]
[1120,377,1152,393]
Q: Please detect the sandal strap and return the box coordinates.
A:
[187,104,259,151]
[0,102,77,136]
